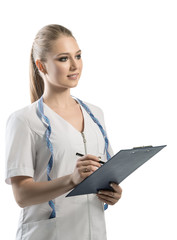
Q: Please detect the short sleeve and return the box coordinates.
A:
[5,114,35,184]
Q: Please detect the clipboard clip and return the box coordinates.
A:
[133,145,153,150]
[131,145,153,154]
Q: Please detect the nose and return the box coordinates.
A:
[70,58,77,71]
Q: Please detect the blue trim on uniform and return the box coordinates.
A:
[37,97,56,219]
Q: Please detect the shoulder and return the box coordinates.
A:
[6,101,44,136]
[7,101,37,124]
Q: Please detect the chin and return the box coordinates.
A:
[69,80,79,88]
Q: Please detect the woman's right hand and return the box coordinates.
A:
[71,154,101,186]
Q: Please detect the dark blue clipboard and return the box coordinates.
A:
[66,145,166,197]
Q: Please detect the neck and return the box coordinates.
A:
[42,88,76,109]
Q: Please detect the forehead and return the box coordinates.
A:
[50,36,80,55]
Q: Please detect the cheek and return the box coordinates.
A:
[53,63,69,77]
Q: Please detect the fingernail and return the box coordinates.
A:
[110,183,113,187]
[98,191,102,194]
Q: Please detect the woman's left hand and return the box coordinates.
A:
[97,183,122,205]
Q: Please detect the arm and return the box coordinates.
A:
[11,174,74,208]
[11,154,101,208]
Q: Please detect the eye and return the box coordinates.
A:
[58,57,68,62]
[76,54,81,60]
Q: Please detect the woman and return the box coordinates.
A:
[5,24,122,240]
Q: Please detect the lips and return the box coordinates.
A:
[67,73,79,77]
[67,73,79,80]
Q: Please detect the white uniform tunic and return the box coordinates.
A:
[5,98,114,240]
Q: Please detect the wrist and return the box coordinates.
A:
[68,174,77,189]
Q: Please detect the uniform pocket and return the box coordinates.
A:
[21,218,57,240]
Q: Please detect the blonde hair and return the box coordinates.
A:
[29,24,74,103]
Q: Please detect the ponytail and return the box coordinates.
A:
[29,48,44,103]
[29,24,74,103]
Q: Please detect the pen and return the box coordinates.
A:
[76,152,105,165]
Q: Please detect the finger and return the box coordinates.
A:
[97,190,121,201]
[97,194,117,205]
[97,190,115,197]
[110,183,123,194]
[80,170,94,179]
[77,160,101,168]
[79,154,101,162]
[79,165,98,174]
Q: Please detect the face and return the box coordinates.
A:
[39,36,83,89]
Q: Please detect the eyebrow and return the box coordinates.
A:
[55,49,81,57]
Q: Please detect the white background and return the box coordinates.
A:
[0,0,177,239]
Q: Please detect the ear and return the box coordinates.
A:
[35,59,47,74]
